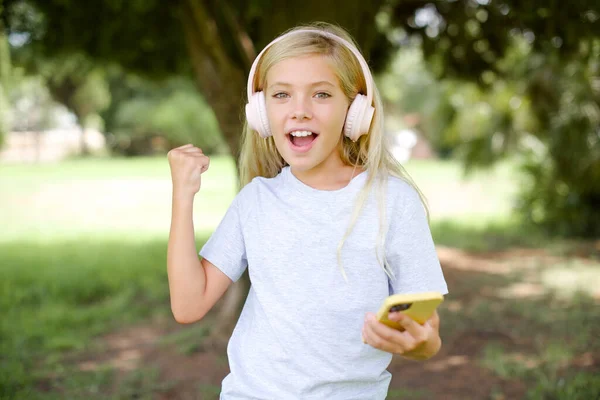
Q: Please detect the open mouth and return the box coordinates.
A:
[287,130,319,152]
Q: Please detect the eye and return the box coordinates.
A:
[273,92,289,99]
[315,92,331,99]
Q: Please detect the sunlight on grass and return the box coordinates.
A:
[1,156,517,242]
[540,262,600,298]
[0,156,237,241]
[405,159,518,221]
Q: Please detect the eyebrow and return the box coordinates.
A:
[267,81,336,90]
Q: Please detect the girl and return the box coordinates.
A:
[167,22,448,399]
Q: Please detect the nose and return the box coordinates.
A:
[292,110,311,120]
[290,96,312,120]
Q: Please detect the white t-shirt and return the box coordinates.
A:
[199,166,448,399]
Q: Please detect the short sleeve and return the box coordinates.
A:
[199,194,248,282]
[386,187,448,295]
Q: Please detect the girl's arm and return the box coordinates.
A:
[167,191,233,324]
[166,144,232,324]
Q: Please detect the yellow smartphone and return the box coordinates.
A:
[376,291,444,330]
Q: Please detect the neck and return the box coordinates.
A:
[290,159,363,191]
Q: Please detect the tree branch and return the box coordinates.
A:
[219,1,256,72]
[184,0,236,77]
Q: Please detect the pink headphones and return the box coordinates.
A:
[245,29,375,142]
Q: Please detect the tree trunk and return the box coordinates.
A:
[0,22,11,90]
[0,23,11,144]
[79,126,89,156]
[179,0,248,163]
[178,0,250,347]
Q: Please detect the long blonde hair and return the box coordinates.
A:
[238,22,429,281]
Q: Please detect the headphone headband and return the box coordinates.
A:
[246,29,374,108]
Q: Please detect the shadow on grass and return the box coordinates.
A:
[431,218,547,252]
[431,218,600,260]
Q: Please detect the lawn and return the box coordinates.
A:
[1,156,598,399]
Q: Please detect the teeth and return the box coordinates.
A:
[289,130,313,137]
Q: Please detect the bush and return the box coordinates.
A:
[102,73,228,156]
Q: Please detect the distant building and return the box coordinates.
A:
[390,128,436,162]
[391,128,418,163]
[0,129,106,163]
[388,112,437,163]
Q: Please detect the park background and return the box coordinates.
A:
[1,1,599,399]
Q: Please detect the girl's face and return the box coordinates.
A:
[265,54,350,175]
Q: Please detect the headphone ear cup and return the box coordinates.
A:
[344,94,374,141]
[245,91,272,138]
[256,91,272,137]
[245,94,261,134]
[343,96,360,141]
[361,104,375,137]
[344,94,375,141]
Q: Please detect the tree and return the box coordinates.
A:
[4,4,112,154]
[105,71,228,156]
[40,54,111,154]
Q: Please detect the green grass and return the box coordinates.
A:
[0,238,178,398]
[1,155,598,399]
[0,156,515,242]
[0,155,238,242]
[158,324,211,355]
[198,383,222,399]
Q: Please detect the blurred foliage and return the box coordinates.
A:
[1,0,391,77]
[459,37,600,237]
[1,0,189,78]
[6,14,224,157]
[515,44,600,237]
[7,72,61,131]
[1,0,391,161]
[37,54,111,123]
[380,5,599,237]
[0,86,8,148]
[9,37,112,152]
[380,43,540,163]
[383,0,599,80]
[380,1,600,236]
[103,70,227,156]
[43,55,111,154]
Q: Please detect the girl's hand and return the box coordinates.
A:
[362,311,441,360]
[167,144,210,196]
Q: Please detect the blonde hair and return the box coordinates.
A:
[238,22,429,281]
